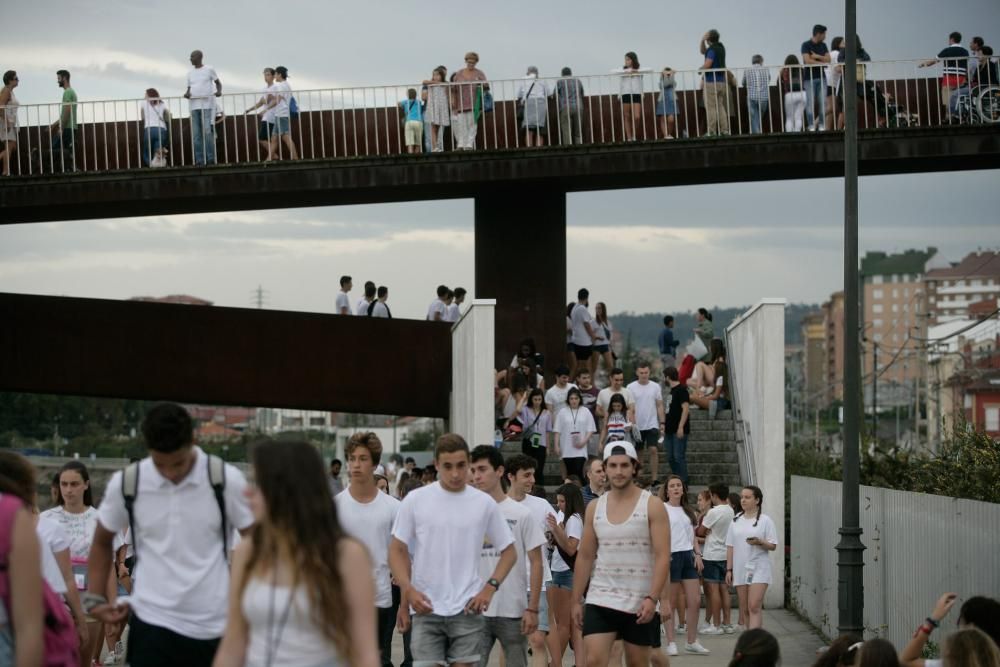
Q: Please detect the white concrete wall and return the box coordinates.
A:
[726,298,787,608]
[451,300,496,447]
[791,475,1000,646]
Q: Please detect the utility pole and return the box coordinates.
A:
[254,285,266,309]
[836,0,866,638]
[872,341,878,439]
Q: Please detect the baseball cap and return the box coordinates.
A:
[603,441,638,461]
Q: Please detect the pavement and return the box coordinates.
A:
[390,608,826,666]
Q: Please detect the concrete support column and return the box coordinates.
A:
[474,189,566,377]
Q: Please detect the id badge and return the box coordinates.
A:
[531,432,542,448]
[571,431,582,448]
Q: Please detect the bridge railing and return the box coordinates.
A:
[0,58,996,176]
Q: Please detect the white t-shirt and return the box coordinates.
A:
[39,505,99,561]
[426,299,446,321]
[187,66,219,111]
[444,303,461,323]
[355,297,371,316]
[260,83,276,123]
[544,383,577,416]
[143,100,168,129]
[665,503,695,553]
[36,516,71,594]
[392,482,513,617]
[725,513,779,586]
[554,407,596,459]
[515,494,555,590]
[335,487,401,609]
[271,80,292,118]
[570,303,595,346]
[97,447,255,639]
[627,380,663,430]
[702,503,735,561]
[334,291,351,315]
[597,386,635,415]
[550,511,582,572]
[481,498,545,619]
[371,301,390,318]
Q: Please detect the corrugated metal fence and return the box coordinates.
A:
[791,475,1000,648]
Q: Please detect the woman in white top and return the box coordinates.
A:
[0,70,20,176]
[265,66,299,161]
[661,476,711,656]
[245,68,278,160]
[546,483,585,667]
[826,36,845,130]
[724,485,778,630]
[41,460,106,667]
[214,439,378,667]
[613,52,651,141]
[140,87,171,167]
[517,66,550,147]
[592,302,615,377]
[552,388,596,482]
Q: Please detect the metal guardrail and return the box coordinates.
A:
[724,326,756,488]
[0,58,997,176]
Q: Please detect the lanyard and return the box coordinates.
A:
[265,570,295,667]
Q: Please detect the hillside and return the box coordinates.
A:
[612,303,820,350]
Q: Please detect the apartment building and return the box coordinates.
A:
[925,251,1000,324]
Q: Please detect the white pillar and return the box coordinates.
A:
[450,299,496,447]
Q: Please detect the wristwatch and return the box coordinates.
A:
[487,578,501,590]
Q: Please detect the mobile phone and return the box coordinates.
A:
[81,592,106,615]
[746,537,755,544]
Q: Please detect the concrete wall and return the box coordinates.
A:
[791,475,1000,647]
[726,298,787,608]
[450,300,496,448]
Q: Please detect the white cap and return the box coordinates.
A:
[603,441,638,461]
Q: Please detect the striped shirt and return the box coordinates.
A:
[742,65,771,101]
[587,490,654,614]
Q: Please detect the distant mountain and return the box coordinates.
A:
[611,303,821,349]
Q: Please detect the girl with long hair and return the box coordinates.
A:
[519,387,553,476]
[552,388,596,482]
[725,485,778,630]
[728,628,780,667]
[592,302,615,377]
[660,476,710,655]
[599,393,631,445]
[213,440,379,667]
[781,54,807,132]
[41,461,106,667]
[546,483,585,667]
[613,52,650,141]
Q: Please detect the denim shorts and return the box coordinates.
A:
[411,612,485,666]
[702,559,727,584]
[532,589,551,633]
[670,550,699,581]
[274,115,291,135]
[551,568,574,590]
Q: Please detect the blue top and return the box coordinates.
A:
[658,326,679,356]
[801,40,829,80]
[704,47,726,83]
[400,98,423,122]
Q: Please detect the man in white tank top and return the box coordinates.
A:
[571,442,671,667]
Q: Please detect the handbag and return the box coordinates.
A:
[520,409,544,448]
[502,416,524,440]
[516,80,537,125]
[483,91,494,113]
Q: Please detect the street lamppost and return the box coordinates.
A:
[836,0,866,637]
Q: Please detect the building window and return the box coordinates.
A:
[309,417,327,426]
[892,288,899,298]
[873,289,884,299]
[873,304,884,314]
[904,287,910,297]
[986,406,1000,432]
[873,334,883,342]
[873,319,883,327]
[892,304,899,313]
[873,276,883,285]
[957,279,966,287]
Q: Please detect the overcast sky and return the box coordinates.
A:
[1,0,998,319]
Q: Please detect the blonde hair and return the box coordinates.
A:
[943,627,1000,667]
[464,52,479,63]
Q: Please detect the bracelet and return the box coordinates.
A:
[525,608,539,614]
[726,568,733,572]
[926,616,940,628]
[694,553,702,558]
[644,595,656,603]
[917,624,934,636]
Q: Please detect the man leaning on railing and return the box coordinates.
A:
[184,50,222,166]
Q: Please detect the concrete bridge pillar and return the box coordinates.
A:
[474,188,566,379]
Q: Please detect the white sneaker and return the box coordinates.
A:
[685,641,711,654]
[701,624,725,635]
[677,623,686,632]
[666,642,679,656]
[723,624,736,634]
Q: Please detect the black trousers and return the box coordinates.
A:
[127,613,220,667]
[379,586,400,667]
[522,440,547,480]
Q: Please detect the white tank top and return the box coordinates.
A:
[242,577,344,667]
[586,489,654,614]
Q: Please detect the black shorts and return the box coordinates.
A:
[636,428,659,450]
[573,345,593,361]
[258,121,274,141]
[582,604,656,646]
[650,612,662,648]
[621,94,643,104]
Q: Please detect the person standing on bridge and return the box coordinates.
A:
[427,284,449,321]
[700,31,730,136]
[451,52,487,150]
[801,25,831,132]
[335,275,352,315]
[423,66,450,153]
[368,286,391,318]
[268,66,299,161]
[357,280,376,315]
[0,70,20,176]
[184,50,222,166]
[244,68,276,161]
[49,70,78,171]
[613,52,649,141]
[920,32,970,121]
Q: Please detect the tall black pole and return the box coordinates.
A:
[836,0,866,637]
[873,341,878,437]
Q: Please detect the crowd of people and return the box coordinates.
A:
[329,275,468,321]
[2,29,997,175]
[3,409,997,667]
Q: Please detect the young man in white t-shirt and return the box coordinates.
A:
[544,365,577,417]
[184,50,221,166]
[506,454,562,667]
[596,367,636,424]
[626,362,665,483]
[85,403,254,667]
[390,434,517,667]
[701,482,735,634]
[334,432,401,667]
[569,288,598,378]
[470,446,544,667]
[426,284,450,321]
[335,275,353,314]
[356,280,376,315]
[446,286,466,322]
[369,285,391,318]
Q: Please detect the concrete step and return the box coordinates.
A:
[689,430,736,442]
[689,409,733,421]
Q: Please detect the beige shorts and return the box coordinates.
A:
[404,120,423,147]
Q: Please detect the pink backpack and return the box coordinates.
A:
[0,494,79,667]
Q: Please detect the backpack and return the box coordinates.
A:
[122,455,229,567]
[0,494,79,667]
[289,96,299,119]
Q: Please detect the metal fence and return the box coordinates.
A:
[790,475,1000,648]
[1,58,997,176]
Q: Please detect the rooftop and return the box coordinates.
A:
[925,251,1000,280]
[860,247,937,278]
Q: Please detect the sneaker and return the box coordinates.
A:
[677,624,686,632]
[723,624,736,634]
[685,641,711,655]
[102,652,117,666]
[701,625,725,635]
[666,642,679,656]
